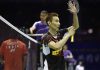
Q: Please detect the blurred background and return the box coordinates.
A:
[0,0,100,70]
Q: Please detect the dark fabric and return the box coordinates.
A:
[42,32,65,70]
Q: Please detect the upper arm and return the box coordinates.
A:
[43,34,62,50]
[48,41,56,50]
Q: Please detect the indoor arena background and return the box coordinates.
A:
[0,0,100,70]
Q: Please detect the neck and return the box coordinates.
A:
[41,20,46,23]
[49,28,57,36]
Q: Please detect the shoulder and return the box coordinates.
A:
[2,39,10,44]
[76,65,80,68]
[42,33,51,39]
[34,21,41,24]
[42,33,49,41]
[33,21,41,25]
[42,33,53,44]
[0,39,11,47]
[42,33,48,40]
[17,40,26,47]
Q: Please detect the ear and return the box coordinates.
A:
[47,21,51,25]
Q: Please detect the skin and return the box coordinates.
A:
[47,1,79,50]
[30,11,48,34]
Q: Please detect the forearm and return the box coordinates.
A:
[49,27,75,50]
[30,27,33,34]
[54,33,71,50]
[72,13,79,30]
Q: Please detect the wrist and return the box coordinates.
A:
[63,33,71,39]
[72,12,77,15]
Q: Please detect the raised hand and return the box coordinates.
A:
[63,26,75,38]
[68,1,78,14]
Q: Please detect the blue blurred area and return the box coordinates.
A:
[68,40,100,70]
[0,64,3,70]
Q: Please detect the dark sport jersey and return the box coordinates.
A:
[42,32,65,70]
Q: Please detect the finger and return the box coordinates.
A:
[67,9,71,11]
[68,3,74,9]
[67,9,73,12]
[68,1,72,7]
[73,2,76,6]
[68,9,73,13]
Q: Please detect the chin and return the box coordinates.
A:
[56,29,59,32]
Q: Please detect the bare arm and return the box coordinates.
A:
[48,26,75,50]
[68,1,79,30]
[30,27,35,34]
[72,13,79,30]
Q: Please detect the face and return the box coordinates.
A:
[49,16,60,32]
[40,13,48,21]
[79,61,82,65]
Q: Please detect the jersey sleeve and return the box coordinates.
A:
[31,22,38,30]
[42,34,53,45]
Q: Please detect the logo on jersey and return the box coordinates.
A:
[7,44,18,52]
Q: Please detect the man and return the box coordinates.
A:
[30,10,48,34]
[30,10,48,69]
[63,45,76,70]
[42,1,79,70]
[36,27,49,69]
[75,60,84,70]
[36,27,49,41]
[0,39,28,70]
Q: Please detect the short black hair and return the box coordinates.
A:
[40,10,48,14]
[46,12,59,23]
